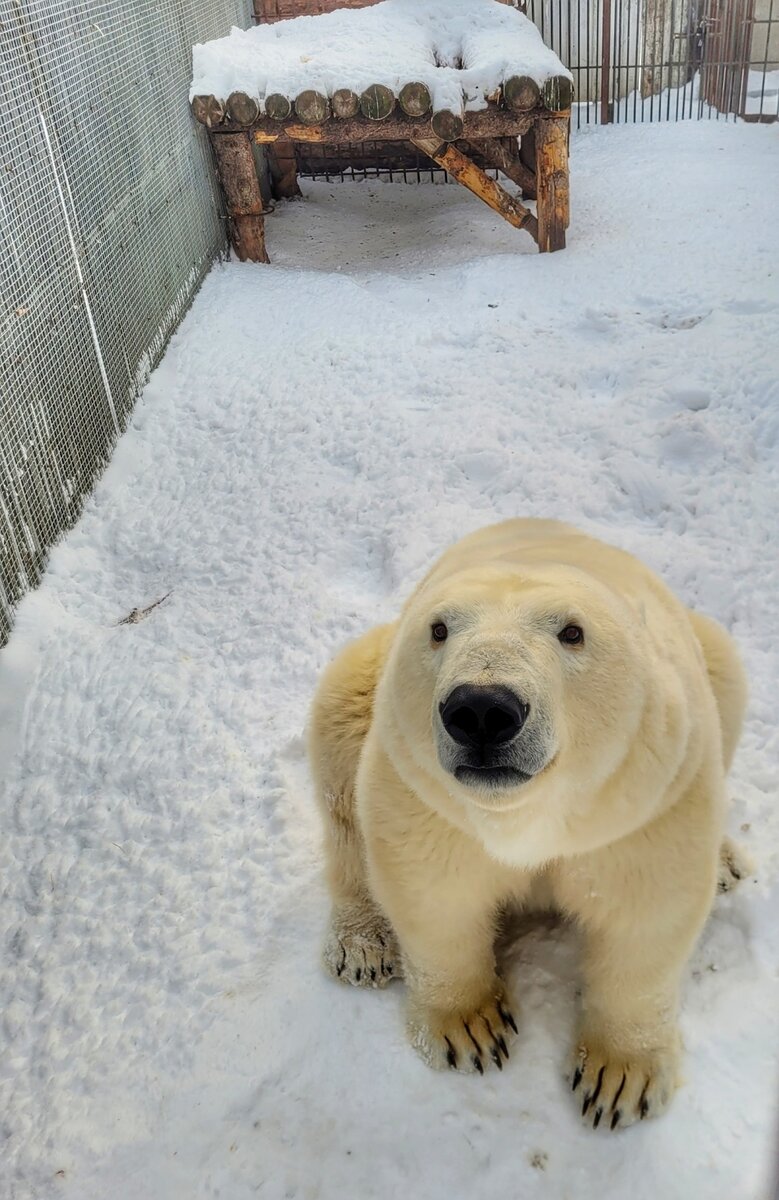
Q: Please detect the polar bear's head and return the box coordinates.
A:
[385,562,648,817]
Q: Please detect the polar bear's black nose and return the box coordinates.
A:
[439,685,528,750]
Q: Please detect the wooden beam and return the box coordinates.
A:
[246,109,533,144]
[535,114,569,252]
[399,81,432,117]
[210,132,269,263]
[462,138,537,198]
[267,139,301,200]
[410,136,538,241]
[503,75,540,111]
[265,93,292,121]
[360,84,395,120]
[519,125,536,179]
[191,95,225,128]
[431,107,464,141]
[295,90,330,124]
[332,88,360,118]
[542,75,574,111]
[226,91,259,126]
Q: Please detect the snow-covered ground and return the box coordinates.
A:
[2,119,779,1200]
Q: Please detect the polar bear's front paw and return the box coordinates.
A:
[408,988,518,1075]
[323,905,400,988]
[570,1033,680,1130]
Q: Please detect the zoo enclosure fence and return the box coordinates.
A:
[0,0,776,644]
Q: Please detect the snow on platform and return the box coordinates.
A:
[190,0,570,114]
[1,118,779,1200]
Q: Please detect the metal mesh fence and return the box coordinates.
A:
[527,0,778,124]
[0,0,253,644]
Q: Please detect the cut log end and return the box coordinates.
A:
[398,81,432,118]
[541,75,574,111]
[226,91,259,126]
[331,88,361,119]
[191,95,225,127]
[294,90,331,125]
[430,108,464,142]
[360,84,395,121]
[265,93,293,121]
[503,75,540,112]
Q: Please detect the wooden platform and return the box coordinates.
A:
[192,86,571,259]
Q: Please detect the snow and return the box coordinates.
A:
[744,68,779,117]
[2,117,779,1200]
[189,0,570,114]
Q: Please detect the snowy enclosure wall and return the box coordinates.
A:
[0,0,253,645]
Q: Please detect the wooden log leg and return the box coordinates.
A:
[462,137,537,199]
[410,136,538,242]
[534,114,569,253]
[268,140,301,200]
[209,131,269,263]
[519,125,536,179]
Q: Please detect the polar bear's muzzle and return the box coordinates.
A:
[437,682,546,790]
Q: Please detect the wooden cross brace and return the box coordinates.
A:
[410,135,539,243]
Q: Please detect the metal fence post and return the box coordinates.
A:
[601,0,614,120]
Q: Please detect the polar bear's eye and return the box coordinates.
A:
[558,624,584,646]
[431,622,448,644]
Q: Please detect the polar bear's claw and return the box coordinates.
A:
[323,906,401,988]
[409,989,518,1074]
[570,1035,678,1131]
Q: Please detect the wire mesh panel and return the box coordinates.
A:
[0,0,253,644]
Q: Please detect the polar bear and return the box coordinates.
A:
[308,519,748,1130]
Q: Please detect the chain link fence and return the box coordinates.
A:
[0,0,253,644]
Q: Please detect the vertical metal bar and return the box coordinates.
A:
[640,0,650,117]
[725,0,739,114]
[649,0,656,122]
[586,0,592,121]
[634,0,642,119]
[674,10,682,120]
[666,0,676,118]
[568,0,576,126]
[601,0,613,120]
[722,0,733,114]
[616,0,625,120]
[739,0,758,115]
[760,0,777,116]
[625,0,633,119]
